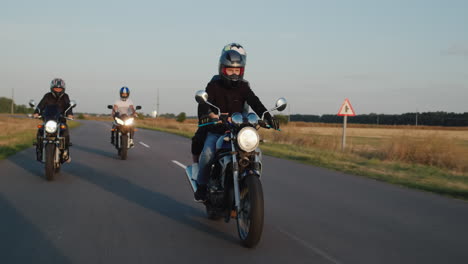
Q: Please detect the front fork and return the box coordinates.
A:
[116,131,131,149]
[38,127,64,164]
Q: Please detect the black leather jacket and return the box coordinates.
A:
[34,92,74,116]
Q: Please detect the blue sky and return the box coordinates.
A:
[1,0,467,115]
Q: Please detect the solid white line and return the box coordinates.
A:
[139,141,150,148]
[172,160,187,169]
[277,228,342,264]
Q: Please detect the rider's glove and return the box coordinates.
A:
[264,113,280,130]
[199,115,212,125]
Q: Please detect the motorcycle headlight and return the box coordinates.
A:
[45,120,58,133]
[115,117,124,125]
[247,113,259,126]
[237,127,260,152]
[125,118,134,126]
[231,112,243,125]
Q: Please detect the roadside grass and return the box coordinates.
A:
[0,114,80,160]
[87,116,468,199]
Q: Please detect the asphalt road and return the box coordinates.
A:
[1,120,468,264]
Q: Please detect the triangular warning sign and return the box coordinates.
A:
[337,98,356,116]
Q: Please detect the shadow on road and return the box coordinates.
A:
[72,144,117,159]
[0,193,71,264]
[69,161,238,245]
[6,149,44,179]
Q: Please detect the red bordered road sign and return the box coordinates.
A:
[337,98,356,116]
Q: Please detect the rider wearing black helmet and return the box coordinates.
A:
[193,43,279,202]
[33,78,74,161]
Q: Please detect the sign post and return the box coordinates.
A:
[337,98,356,152]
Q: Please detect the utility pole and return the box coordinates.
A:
[415,109,418,126]
[156,88,160,117]
[11,88,14,114]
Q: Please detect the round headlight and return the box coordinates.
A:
[237,127,260,152]
[247,113,259,125]
[45,120,58,133]
[115,117,124,125]
[231,112,243,125]
[125,118,134,126]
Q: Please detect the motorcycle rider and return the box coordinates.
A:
[191,43,250,163]
[33,78,74,161]
[111,86,137,147]
[194,43,279,202]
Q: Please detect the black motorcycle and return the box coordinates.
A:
[107,105,142,160]
[29,100,77,181]
[185,91,287,248]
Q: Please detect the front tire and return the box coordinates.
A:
[45,144,55,181]
[237,175,264,248]
[120,134,128,160]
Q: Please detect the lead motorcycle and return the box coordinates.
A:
[107,105,142,160]
[185,90,287,248]
[29,99,77,181]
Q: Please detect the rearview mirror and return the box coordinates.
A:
[136,106,142,110]
[195,90,208,104]
[29,100,36,108]
[275,98,287,112]
[70,100,77,108]
[107,105,113,109]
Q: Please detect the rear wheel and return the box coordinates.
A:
[120,134,128,160]
[237,175,264,248]
[45,144,55,181]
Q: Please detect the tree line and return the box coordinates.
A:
[290,112,468,126]
[0,97,33,114]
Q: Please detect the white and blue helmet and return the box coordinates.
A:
[120,86,130,101]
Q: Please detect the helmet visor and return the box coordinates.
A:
[222,67,244,76]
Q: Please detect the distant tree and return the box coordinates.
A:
[77,113,86,120]
[176,112,187,123]
[160,113,176,119]
[275,114,289,125]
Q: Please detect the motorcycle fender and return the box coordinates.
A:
[240,167,261,179]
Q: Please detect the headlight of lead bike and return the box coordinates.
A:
[115,118,124,125]
[125,118,134,126]
[45,120,58,133]
[237,127,260,152]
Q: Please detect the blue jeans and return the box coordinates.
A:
[197,132,223,185]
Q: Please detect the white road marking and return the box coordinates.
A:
[277,228,342,264]
[172,160,187,169]
[139,141,150,148]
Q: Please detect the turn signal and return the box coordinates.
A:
[37,125,43,129]
[60,125,67,129]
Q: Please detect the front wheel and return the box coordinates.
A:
[120,134,128,160]
[45,144,55,181]
[237,175,264,248]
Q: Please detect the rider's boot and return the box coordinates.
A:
[194,184,207,203]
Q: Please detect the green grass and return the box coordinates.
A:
[0,120,81,160]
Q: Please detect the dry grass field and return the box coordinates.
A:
[0,114,80,159]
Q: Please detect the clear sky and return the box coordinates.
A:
[1,0,467,115]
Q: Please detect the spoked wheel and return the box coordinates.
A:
[45,144,55,181]
[120,135,128,160]
[237,175,264,248]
